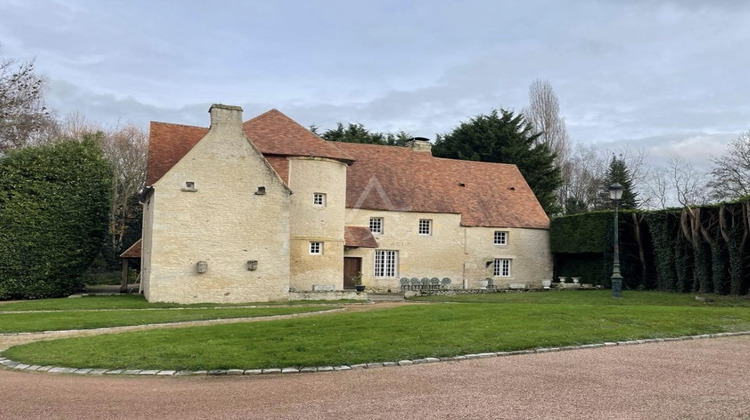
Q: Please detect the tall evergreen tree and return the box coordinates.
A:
[432,109,562,214]
[313,122,411,146]
[0,137,111,299]
[598,154,639,209]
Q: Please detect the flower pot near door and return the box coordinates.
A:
[355,285,365,292]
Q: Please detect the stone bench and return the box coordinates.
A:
[509,283,526,290]
[312,284,335,291]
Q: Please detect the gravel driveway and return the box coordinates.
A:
[1,335,748,419]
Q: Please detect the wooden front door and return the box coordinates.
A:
[343,257,362,289]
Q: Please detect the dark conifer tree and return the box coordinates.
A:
[432,109,563,215]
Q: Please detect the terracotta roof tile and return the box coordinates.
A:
[344,226,379,248]
[119,239,142,259]
[146,122,208,185]
[147,109,352,186]
[333,142,550,229]
[243,109,353,163]
[145,109,548,229]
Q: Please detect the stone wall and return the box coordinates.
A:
[288,290,368,301]
[288,157,348,291]
[344,209,553,291]
[344,210,465,292]
[144,105,292,303]
[463,226,552,289]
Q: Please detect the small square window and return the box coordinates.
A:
[369,217,383,234]
[494,231,508,245]
[182,181,197,192]
[494,258,511,277]
[418,219,432,235]
[313,193,326,206]
[309,241,323,255]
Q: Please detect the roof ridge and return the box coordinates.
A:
[150,121,207,130]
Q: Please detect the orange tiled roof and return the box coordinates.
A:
[147,109,353,186]
[243,109,353,162]
[344,226,379,248]
[333,142,550,229]
[119,239,142,259]
[146,122,208,185]
[146,109,548,229]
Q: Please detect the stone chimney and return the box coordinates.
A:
[405,137,432,153]
[208,104,244,132]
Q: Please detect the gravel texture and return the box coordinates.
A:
[1,335,748,419]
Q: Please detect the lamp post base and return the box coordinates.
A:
[611,275,622,298]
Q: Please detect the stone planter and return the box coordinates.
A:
[478,279,489,289]
[572,277,580,284]
[541,279,552,289]
[558,276,567,284]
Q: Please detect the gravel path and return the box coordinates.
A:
[1,301,748,418]
[0,335,748,419]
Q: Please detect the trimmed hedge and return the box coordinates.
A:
[551,202,750,295]
[0,139,111,299]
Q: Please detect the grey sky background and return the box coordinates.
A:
[2,0,749,169]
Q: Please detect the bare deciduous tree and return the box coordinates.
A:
[641,165,670,209]
[708,130,750,201]
[524,79,571,163]
[522,79,571,213]
[564,143,607,213]
[670,156,710,207]
[0,48,57,151]
[59,114,148,264]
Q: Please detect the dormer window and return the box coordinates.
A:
[313,193,326,207]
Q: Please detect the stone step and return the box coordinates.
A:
[367,293,405,302]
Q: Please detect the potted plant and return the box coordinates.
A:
[352,272,365,292]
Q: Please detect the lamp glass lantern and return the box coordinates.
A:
[608,183,624,201]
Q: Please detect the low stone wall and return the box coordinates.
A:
[289,290,368,301]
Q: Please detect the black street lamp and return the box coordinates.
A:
[609,183,624,298]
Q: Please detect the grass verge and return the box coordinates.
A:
[4,293,750,370]
[0,306,338,333]
[410,290,750,307]
[0,295,359,311]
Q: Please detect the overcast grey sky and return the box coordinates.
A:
[2,0,748,168]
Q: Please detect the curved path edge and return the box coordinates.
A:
[2,330,749,377]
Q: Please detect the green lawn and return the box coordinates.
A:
[410,290,750,307]
[5,291,750,370]
[0,295,356,311]
[0,307,339,333]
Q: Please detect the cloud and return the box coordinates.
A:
[2,0,748,174]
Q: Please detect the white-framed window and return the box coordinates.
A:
[309,241,323,255]
[494,258,511,277]
[374,250,398,277]
[313,193,326,207]
[494,231,508,245]
[369,217,383,234]
[418,219,432,235]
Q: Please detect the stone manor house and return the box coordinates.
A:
[135,104,552,303]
